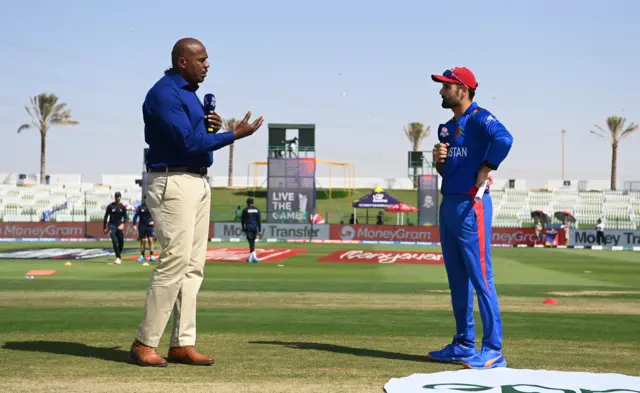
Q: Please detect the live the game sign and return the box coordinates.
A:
[318,250,444,265]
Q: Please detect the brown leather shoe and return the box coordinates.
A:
[167,346,214,366]
[128,340,168,367]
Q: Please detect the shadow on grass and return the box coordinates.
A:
[249,340,437,363]
[2,341,129,363]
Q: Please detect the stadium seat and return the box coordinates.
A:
[0,181,636,229]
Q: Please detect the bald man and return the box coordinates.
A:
[129,37,264,367]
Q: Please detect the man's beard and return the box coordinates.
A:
[441,96,459,109]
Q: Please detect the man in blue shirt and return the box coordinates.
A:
[427,67,514,370]
[129,37,264,368]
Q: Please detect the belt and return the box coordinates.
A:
[148,166,208,176]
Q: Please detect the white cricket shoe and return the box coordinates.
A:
[114,258,122,265]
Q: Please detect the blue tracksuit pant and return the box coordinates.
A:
[439,193,502,351]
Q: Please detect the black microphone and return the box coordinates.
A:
[203,93,216,133]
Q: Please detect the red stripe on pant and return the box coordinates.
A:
[473,201,489,292]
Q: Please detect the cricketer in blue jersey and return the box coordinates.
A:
[241,197,262,263]
[427,67,514,370]
[132,195,156,263]
[103,192,129,265]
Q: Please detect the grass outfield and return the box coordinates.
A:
[0,241,639,392]
[209,187,422,224]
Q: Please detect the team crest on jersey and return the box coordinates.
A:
[439,127,449,138]
[455,125,464,138]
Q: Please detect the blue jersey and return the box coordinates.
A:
[437,102,513,195]
[241,206,262,232]
[133,204,154,226]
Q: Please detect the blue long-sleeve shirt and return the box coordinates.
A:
[437,102,513,195]
[143,70,236,168]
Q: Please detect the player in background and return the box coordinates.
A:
[132,195,157,262]
[241,197,262,263]
[103,191,130,265]
[428,67,514,370]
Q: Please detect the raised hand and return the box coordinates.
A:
[232,111,264,140]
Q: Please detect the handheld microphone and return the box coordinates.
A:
[436,124,449,164]
[203,93,216,132]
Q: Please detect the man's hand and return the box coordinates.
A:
[476,165,495,188]
[258,232,263,239]
[149,221,154,226]
[205,111,222,133]
[118,224,124,231]
[433,142,449,163]
[104,228,108,234]
[133,225,138,232]
[232,111,264,140]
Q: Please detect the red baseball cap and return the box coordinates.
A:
[431,67,478,89]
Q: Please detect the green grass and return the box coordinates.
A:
[0,241,639,392]
[210,187,421,224]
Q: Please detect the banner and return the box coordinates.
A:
[0,222,85,239]
[266,157,316,223]
[384,368,640,393]
[332,224,438,243]
[329,224,566,246]
[0,222,214,240]
[0,247,138,260]
[203,248,307,263]
[318,250,444,264]
[570,229,640,247]
[418,174,439,226]
[213,222,329,240]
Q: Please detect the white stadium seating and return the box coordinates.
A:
[0,183,143,223]
[0,173,638,229]
[489,188,640,229]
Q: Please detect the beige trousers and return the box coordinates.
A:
[135,172,211,348]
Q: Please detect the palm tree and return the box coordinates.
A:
[17,93,79,184]
[590,116,638,190]
[223,117,239,187]
[404,122,430,188]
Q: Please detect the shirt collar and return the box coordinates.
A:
[165,69,199,92]
[463,101,479,116]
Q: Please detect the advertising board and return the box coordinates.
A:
[266,157,316,223]
[0,222,85,239]
[318,250,444,265]
[329,224,566,246]
[570,230,640,247]
[0,222,214,240]
[213,222,330,240]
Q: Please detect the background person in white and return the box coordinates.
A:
[596,218,606,245]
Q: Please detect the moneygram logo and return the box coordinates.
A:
[349,226,433,242]
[0,223,83,238]
[492,230,537,245]
[340,225,355,240]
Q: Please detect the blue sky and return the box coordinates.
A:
[1,0,639,188]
